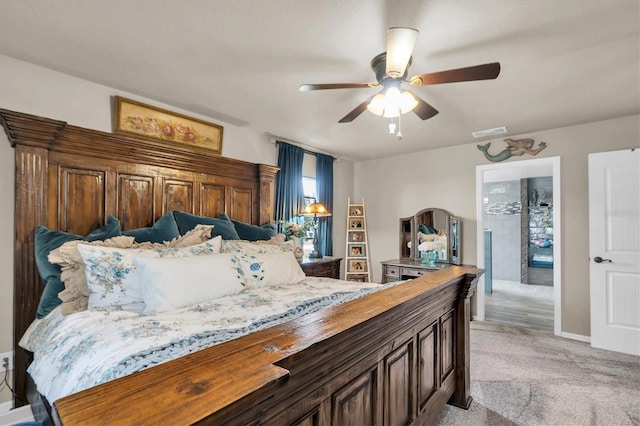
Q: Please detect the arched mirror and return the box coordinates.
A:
[399,208,461,265]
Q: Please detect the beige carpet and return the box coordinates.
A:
[434,321,640,425]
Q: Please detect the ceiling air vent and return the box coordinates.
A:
[472,126,507,138]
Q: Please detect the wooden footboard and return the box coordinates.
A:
[53,266,481,425]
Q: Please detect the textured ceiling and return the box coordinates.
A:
[0,0,638,161]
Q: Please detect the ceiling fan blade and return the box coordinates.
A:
[338,95,376,123]
[299,83,376,91]
[411,94,439,120]
[386,27,419,78]
[409,62,501,86]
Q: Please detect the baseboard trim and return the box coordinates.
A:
[561,332,591,343]
[0,404,35,423]
[470,319,592,344]
[0,400,11,414]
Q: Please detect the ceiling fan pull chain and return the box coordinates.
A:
[388,120,397,135]
[397,113,403,141]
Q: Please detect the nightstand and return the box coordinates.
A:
[299,256,342,279]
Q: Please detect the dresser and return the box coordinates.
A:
[380,258,449,283]
[299,256,342,279]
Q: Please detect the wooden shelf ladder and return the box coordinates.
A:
[344,197,372,282]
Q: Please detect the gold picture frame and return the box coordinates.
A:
[113,96,223,154]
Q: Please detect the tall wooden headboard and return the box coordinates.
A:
[0,108,278,405]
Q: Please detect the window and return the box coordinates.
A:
[302,177,317,254]
[302,176,316,207]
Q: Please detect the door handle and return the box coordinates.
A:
[593,256,612,263]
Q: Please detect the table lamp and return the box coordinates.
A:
[300,202,332,258]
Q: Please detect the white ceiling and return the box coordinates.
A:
[0,0,638,161]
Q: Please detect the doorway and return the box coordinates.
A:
[475,157,562,336]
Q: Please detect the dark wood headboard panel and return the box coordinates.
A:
[0,108,278,405]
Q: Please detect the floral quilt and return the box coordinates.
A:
[23,277,395,403]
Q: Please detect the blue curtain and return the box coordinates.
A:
[274,142,305,227]
[316,153,335,256]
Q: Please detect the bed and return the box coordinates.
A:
[1,107,482,425]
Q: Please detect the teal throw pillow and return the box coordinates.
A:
[172,211,240,240]
[34,215,122,318]
[418,224,438,234]
[123,210,180,243]
[219,213,277,241]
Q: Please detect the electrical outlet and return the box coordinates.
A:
[0,351,13,371]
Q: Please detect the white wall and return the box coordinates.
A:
[354,114,640,337]
[0,55,276,164]
[332,159,355,276]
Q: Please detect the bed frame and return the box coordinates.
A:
[1,108,482,425]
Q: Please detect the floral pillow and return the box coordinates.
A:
[231,251,306,288]
[50,224,215,315]
[220,236,293,254]
[78,235,222,312]
[52,235,136,315]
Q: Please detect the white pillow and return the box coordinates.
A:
[137,251,306,313]
[136,253,244,313]
[234,251,306,289]
[79,236,222,311]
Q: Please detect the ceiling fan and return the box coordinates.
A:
[300,27,501,124]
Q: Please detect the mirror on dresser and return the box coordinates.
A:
[382,208,461,283]
[400,208,461,265]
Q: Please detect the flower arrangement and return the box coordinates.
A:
[280,220,313,239]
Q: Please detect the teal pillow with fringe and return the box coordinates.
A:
[34,215,122,318]
[172,211,240,240]
[123,210,180,243]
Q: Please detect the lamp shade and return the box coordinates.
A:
[386,27,419,78]
[366,93,386,116]
[301,202,332,217]
[382,86,401,118]
[400,90,418,114]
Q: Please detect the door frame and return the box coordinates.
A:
[475,156,562,336]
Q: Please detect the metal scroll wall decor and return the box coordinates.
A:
[477,138,547,162]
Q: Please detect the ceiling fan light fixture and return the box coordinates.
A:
[383,107,401,118]
[386,27,419,78]
[400,91,418,114]
[382,87,401,117]
[300,27,501,125]
[367,87,417,118]
[366,93,386,116]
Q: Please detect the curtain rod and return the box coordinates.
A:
[264,133,344,161]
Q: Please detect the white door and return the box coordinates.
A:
[588,149,640,355]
